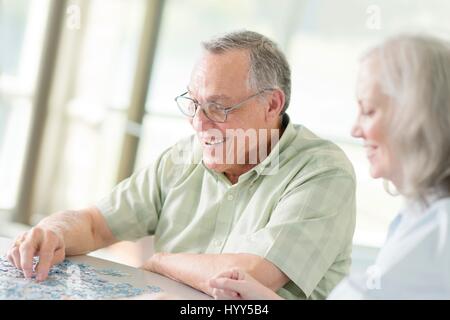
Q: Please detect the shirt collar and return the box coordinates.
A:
[252,113,296,177]
[231,114,297,183]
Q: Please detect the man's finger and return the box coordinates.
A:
[35,250,54,282]
[8,247,21,269]
[19,229,43,278]
[19,241,37,278]
[35,233,65,281]
[7,233,27,268]
[52,247,65,265]
[35,247,65,282]
[7,251,15,266]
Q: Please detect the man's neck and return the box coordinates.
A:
[224,165,257,184]
[223,116,287,185]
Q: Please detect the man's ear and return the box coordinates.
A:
[265,89,285,121]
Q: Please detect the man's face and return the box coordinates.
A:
[187,50,271,174]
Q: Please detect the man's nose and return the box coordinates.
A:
[192,107,213,131]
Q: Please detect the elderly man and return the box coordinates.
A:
[8,30,356,299]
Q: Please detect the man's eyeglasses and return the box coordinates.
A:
[175,88,274,123]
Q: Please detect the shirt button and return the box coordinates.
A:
[213,239,222,247]
[227,194,234,201]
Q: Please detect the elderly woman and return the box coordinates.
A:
[208,34,450,299]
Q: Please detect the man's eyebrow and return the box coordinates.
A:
[186,88,231,102]
[207,94,231,102]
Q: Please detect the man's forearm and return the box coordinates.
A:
[144,252,289,295]
[37,207,116,256]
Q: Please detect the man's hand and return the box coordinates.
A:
[209,268,283,300]
[7,227,65,281]
[6,207,117,281]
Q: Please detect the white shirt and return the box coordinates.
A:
[329,197,450,299]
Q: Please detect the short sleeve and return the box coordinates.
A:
[95,154,165,241]
[234,168,356,298]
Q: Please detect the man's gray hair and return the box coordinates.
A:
[202,30,291,114]
[363,34,450,202]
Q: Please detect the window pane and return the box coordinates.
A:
[135,114,192,170]
[288,0,450,141]
[34,0,148,215]
[74,0,146,110]
[0,98,32,209]
[0,0,29,75]
[0,0,50,210]
[45,107,128,210]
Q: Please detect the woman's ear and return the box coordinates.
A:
[265,89,285,121]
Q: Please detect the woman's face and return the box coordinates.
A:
[351,58,401,184]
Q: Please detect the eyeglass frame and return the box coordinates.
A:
[175,88,275,123]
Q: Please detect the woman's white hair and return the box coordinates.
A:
[363,34,450,203]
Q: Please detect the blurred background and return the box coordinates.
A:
[1,0,449,273]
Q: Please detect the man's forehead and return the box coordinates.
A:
[192,50,249,77]
[189,50,251,97]
[200,49,250,64]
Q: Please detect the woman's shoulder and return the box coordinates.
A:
[428,197,450,215]
[400,196,450,250]
[424,197,450,239]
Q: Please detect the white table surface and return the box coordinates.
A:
[0,236,210,300]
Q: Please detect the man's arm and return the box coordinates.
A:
[142,252,289,295]
[7,206,117,281]
[40,206,117,255]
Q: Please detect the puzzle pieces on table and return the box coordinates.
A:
[0,255,162,300]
